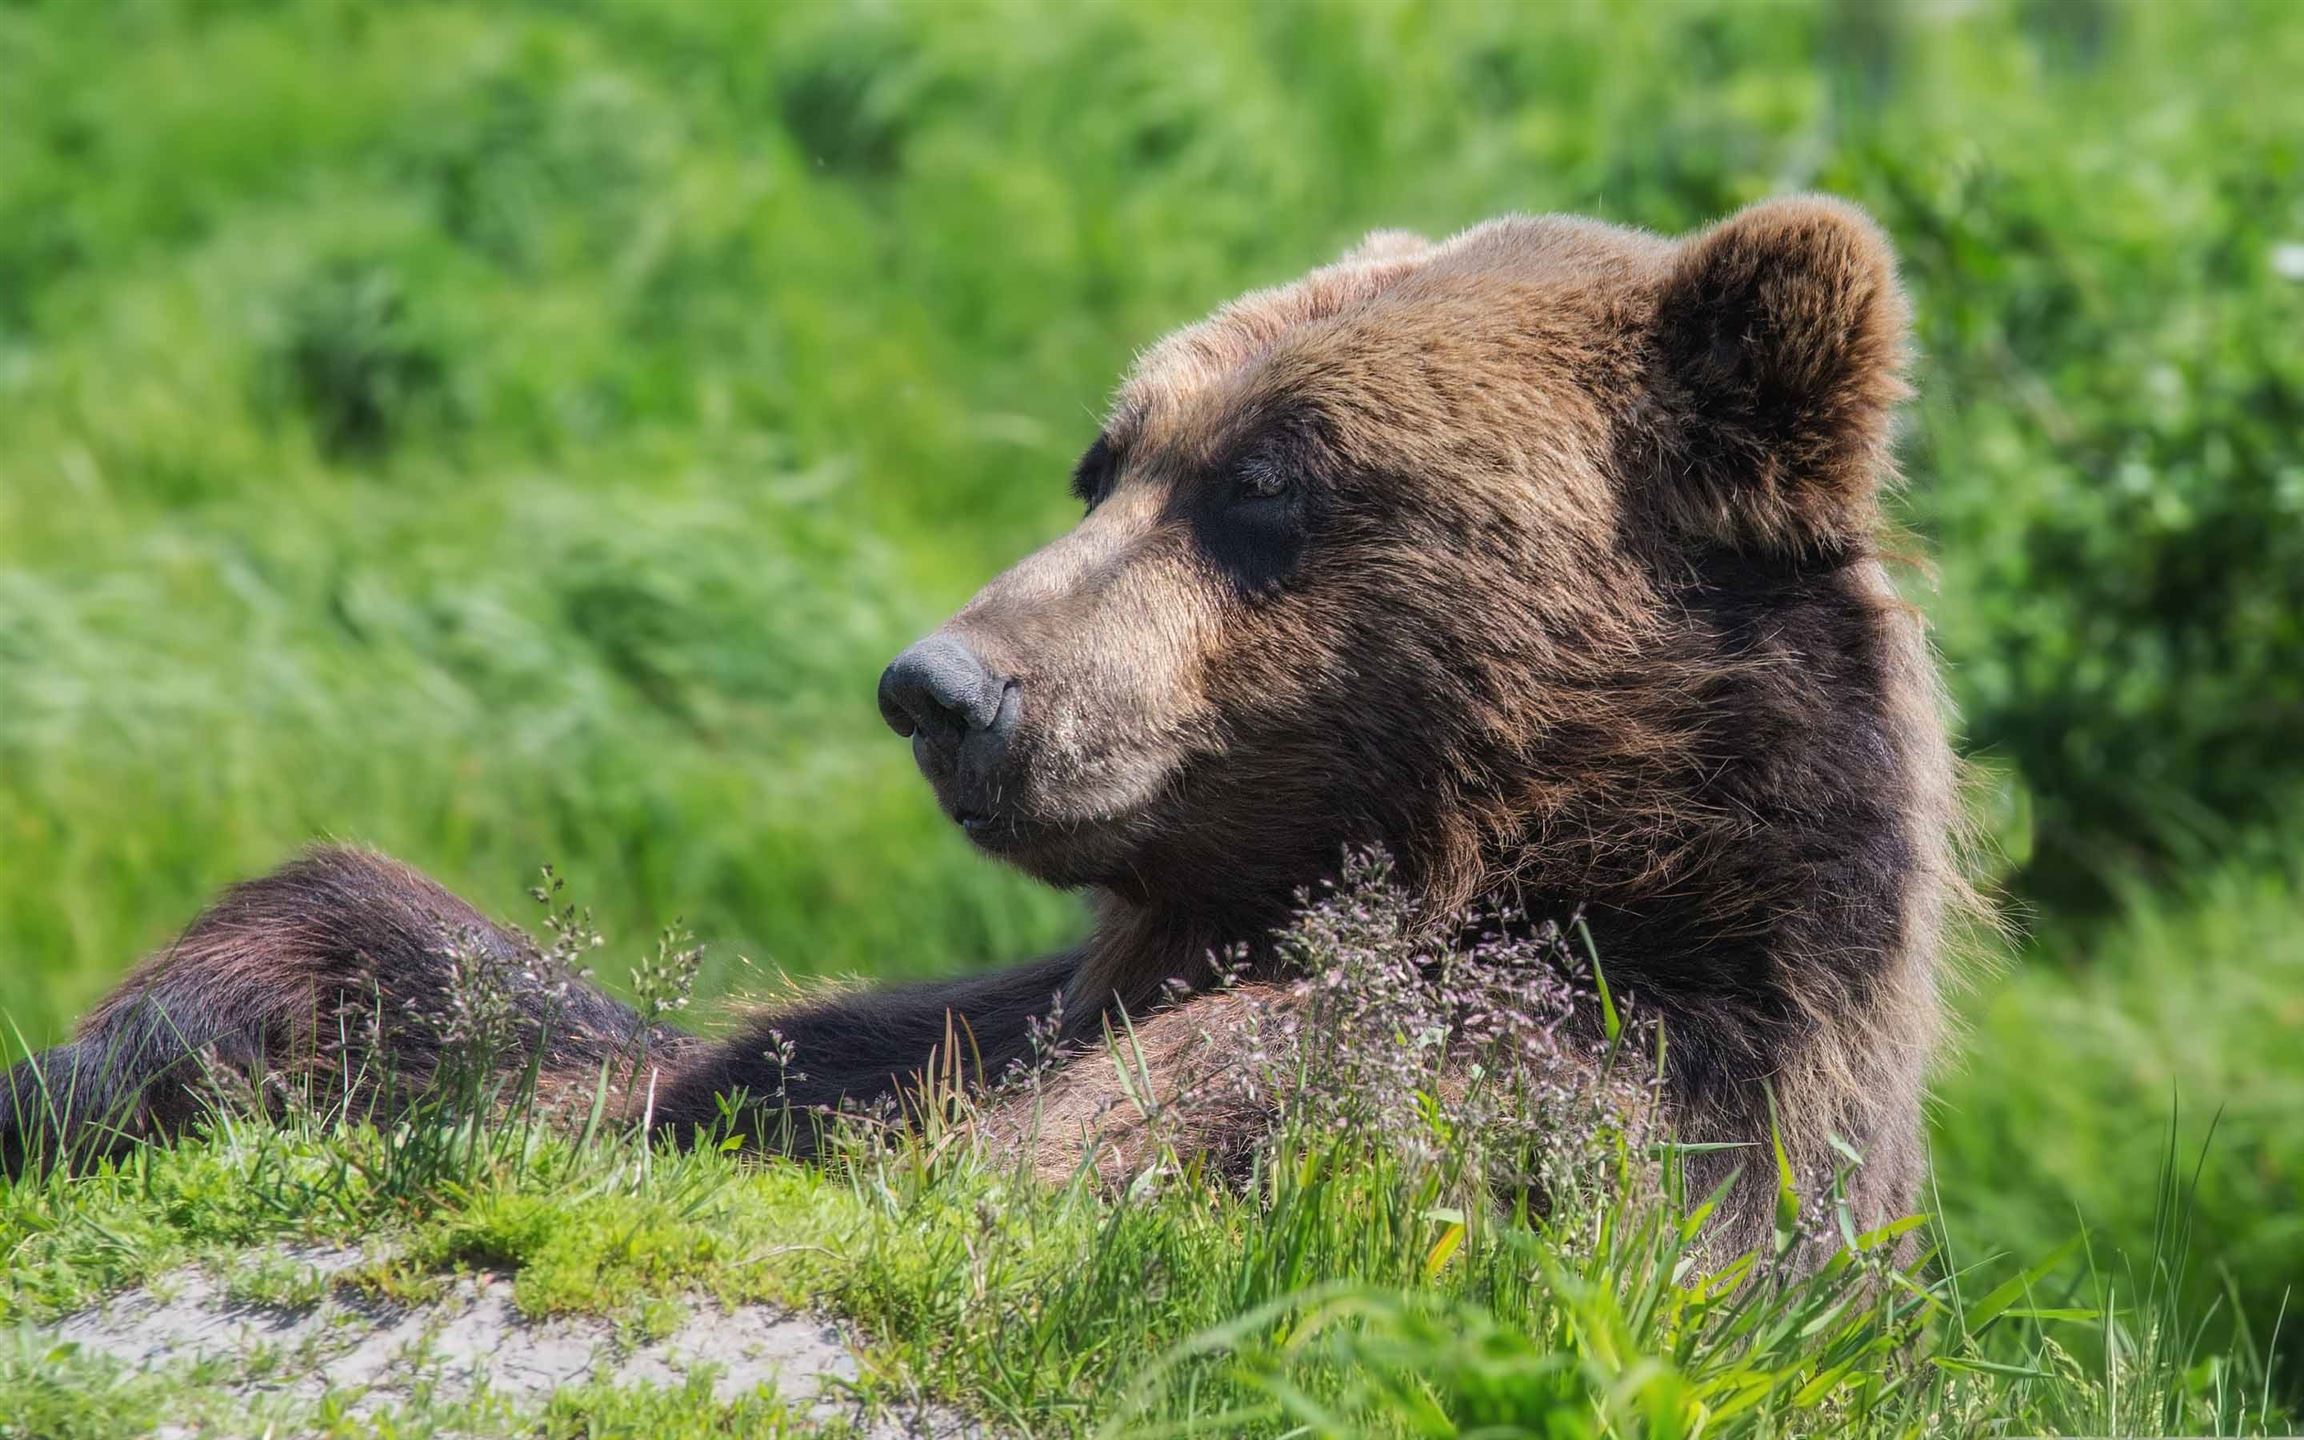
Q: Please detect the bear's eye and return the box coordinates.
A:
[1195,448,1312,599]
[1070,433,1120,510]
[1233,455,1291,503]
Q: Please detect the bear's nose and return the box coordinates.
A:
[877,636,1009,741]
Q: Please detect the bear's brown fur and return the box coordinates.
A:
[2,196,1957,1259]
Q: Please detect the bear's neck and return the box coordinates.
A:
[1475,547,1952,1084]
[1060,891,1277,1027]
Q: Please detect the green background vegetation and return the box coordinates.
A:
[2,0,2300,1426]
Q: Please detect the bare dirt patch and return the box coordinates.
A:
[50,1245,972,1435]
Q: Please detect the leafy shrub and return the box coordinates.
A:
[272,262,449,458]
[1933,839,2304,1395]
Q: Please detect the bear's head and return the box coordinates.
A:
[879,197,1937,997]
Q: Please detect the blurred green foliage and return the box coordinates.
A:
[1935,838,2304,1392]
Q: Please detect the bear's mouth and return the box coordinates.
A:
[948,800,1095,864]
[952,805,1085,883]
[940,784,1171,889]
[952,806,1021,850]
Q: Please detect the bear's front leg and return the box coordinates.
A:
[983,983,1298,1190]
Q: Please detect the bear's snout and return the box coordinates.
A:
[878,636,1009,740]
[877,635,1022,832]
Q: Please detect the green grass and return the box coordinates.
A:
[1934,842,2304,1395]
[0,1010,2288,1438]
[3,0,2301,1431]
[3,859,2298,1435]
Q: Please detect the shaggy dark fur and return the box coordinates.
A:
[2,197,1957,1257]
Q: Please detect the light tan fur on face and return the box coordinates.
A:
[944,482,1223,846]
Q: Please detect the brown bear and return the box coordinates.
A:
[0,196,1957,1257]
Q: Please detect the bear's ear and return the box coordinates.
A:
[1651,195,1909,552]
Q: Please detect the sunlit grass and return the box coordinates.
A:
[4,869,2295,1435]
[2,1036,2287,1436]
